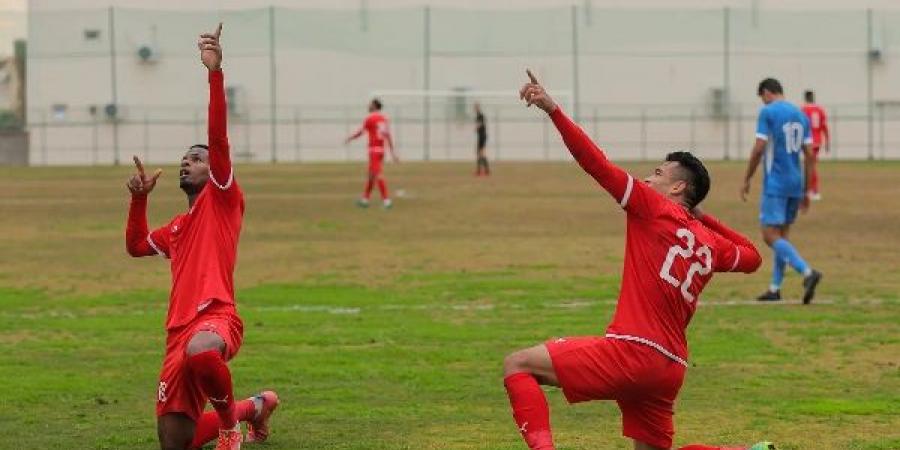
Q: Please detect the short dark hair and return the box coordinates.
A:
[371,98,383,110]
[666,151,710,209]
[804,90,815,102]
[189,144,209,151]
[757,78,783,96]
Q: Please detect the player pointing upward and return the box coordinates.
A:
[502,69,771,450]
[125,23,278,450]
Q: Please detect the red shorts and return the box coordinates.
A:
[368,148,385,176]
[156,302,244,421]
[546,336,686,449]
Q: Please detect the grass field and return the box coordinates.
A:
[0,161,898,450]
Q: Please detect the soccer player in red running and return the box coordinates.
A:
[503,69,773,450]
[125,24,278,450]
[345,98,399,209]
[800,90,829,200]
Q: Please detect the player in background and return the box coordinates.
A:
[504,69,772,450]
[125,24,278,450]
[800,90,829,200]
[474,102,490,176]
[345,98,399,209]
[742,78,822,304]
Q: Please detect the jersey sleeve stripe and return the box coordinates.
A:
[730,245,741,271]
[620,174,634,208]
[755,132,769,141]
[147,235,168,258]
[209,168,234,190]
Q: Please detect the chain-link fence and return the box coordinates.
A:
[22,5,900,165]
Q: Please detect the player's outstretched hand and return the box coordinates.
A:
[127,155,162,196]
[199,23,223,71]
[519,69,558,114]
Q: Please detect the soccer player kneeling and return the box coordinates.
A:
[502,70,772,450]
[125,24,278,450]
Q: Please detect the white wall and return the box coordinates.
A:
[24,1,900,164]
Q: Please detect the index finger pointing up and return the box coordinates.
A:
[526,68,539,85]
[214,22,222,39]
[133,155,146,177]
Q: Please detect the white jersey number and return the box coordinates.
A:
[783,122,804,154]
[659,228,713,303]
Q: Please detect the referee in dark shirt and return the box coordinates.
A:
[474,102,490,176]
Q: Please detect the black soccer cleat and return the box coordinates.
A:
[756,290,781,302]
[802,270,822,305]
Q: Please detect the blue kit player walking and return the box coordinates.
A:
[741,78,822,304]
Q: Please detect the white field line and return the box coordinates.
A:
[5,297,890,320]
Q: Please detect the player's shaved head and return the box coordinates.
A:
[186,144,209,160]
[665,151,710,209]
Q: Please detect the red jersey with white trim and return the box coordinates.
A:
[126,70,244,330]
[801,103,829,147]
[363,112,389,149]
[549,107,761,363]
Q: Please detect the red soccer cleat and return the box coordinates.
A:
[245,391,279,443]
[214,425,242,450]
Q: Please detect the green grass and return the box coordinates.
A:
[0,161,898,449]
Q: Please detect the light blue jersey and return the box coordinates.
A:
[755,100,812,198]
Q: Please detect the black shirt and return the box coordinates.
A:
[476,112,487,140]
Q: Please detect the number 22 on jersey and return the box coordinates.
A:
[659,228,712,303]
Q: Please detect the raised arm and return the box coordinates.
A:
[198,23,233,189]
[520,69,660,216]
[125,156,162,257]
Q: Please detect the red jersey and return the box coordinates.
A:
[127,70,244,330]
[801,103,829,147]
[549,107,761,365]
[362,112,390,149]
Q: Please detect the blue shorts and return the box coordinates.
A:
[760,194,801,226]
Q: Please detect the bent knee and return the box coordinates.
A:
[184,332,225,357]
[503,350,532,376]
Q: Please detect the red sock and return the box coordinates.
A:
[504,372,554,450]
[377,179,388,200]
[189,399,256,449]
[186,351,237,430]
[364,179,374,199]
